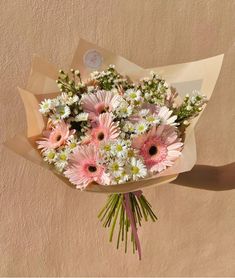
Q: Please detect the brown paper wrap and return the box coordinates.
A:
[4,38,224,193]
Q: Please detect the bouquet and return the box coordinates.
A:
[5,38,223,260]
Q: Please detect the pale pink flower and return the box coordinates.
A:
[129,104,159,123]
[142,103,159,114]
[36,121,74,151]
[81,90,122,119]
[157,106,177,125]
[129,105,177,126]
[87,113,120,145]
[64,145,110,189]
[132,125,183,173]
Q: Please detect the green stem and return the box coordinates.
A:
[98,195,113,219]
[109,195,122,242]
[116,204,123,249]
[103,194,119,227]
[98,192,158,257]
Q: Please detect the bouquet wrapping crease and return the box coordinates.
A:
[5,38,223,259]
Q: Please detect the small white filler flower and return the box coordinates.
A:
[130,158,147,181]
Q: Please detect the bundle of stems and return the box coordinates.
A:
[98,192,157,256]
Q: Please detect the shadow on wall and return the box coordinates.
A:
[172,163,235,191]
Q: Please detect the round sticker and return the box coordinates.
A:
[83,49,103,69]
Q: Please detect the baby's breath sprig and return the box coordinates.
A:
[138,72,169,106]
[90,65,133,91]
[56,69,84,95]
[174,91,207,125]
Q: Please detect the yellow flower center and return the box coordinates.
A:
[116,145,123,152]
[131,166,140,175]
[147,116,155,122]
[60,154,67,161]
[104,144,111,151]
[48,152,55,159]
[70,142,77,149]
[137,125,145,132]
[130,92,137,99]
[112,163,119,171]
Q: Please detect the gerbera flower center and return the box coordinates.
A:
[97,132,105,141]
[96,103,110,114]
[149,145,158,156]
[56,135,62,141]
[100,106,109,113]
[88,165,97,173]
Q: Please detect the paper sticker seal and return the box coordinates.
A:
[83,49,103,69]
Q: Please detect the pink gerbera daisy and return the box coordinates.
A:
[132,125,183,173]
[36,121,74,151]
[64,145,110,189]
[81,90,122,119]
[87,113,120,145]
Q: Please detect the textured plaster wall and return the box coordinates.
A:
[0,0,235,276]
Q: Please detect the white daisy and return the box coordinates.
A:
[122,121,135,133]
[111,169,130,185]
[52,97,61,107]
[115,100,133,118]
[112,176,122,185]
[66,135,78,151]
[39,99,53,114]
[55,149,70,172]
[75,112,89,122]
[130,158,147,181]
[55,105,71,119]
[145,114,160,125]
[135,121,148,134]
[127,148,139,158]
[59,93,78,106]
[59,93,68,105]
[125,89,142,102]
[101,141,112,153]
[120,169,130,183]
[109,160,124,177]
[50,113,61,123]
[42,149,57,164]
[67,95,79,105]
[99,141,113,162]
[111,140,128,158]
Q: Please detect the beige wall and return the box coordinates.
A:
[1,0,235,276]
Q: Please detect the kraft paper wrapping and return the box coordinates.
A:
[4,38,224,193]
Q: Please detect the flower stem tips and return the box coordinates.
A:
[98,191,157,259]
